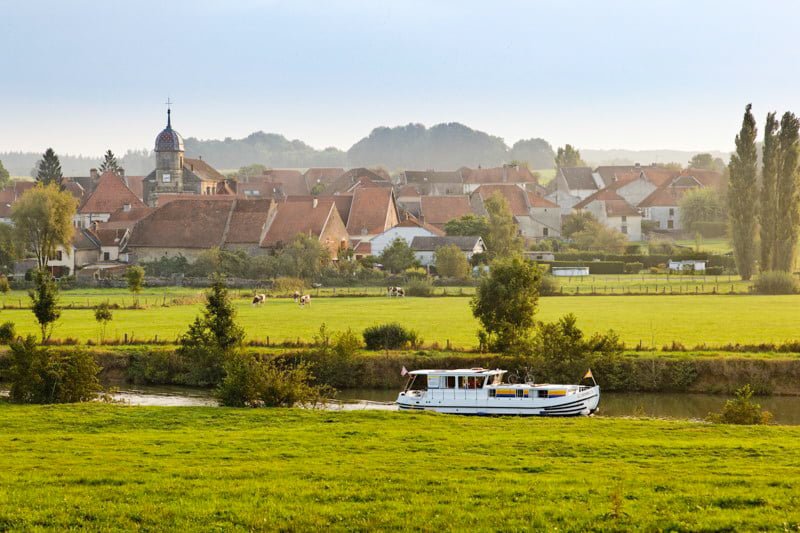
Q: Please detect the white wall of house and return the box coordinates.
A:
[583,201,642,241]
[47,245,75,276]
[370,226,438,257]
[643,206,681,230]
[414,241,485,267]
[546,189,580,215]
[75,213,111,228]
[100,245,123,262]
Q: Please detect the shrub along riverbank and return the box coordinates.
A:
[3,346,800,395]
[0,405,798,530]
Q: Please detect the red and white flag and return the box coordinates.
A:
[401,366,408,376]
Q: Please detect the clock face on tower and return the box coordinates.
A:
[163,173,171,183]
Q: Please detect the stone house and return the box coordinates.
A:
[573,189,642,241]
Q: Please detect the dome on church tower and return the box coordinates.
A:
[154,109,184,152]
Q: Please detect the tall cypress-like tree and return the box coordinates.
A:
[98,150,119,173]
[727,104,758,280]
[759,112,779,271]
[774,112,800,272]
[35,148,64,188]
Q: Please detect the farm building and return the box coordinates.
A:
[668,259,707,272]
[410,236,486,267]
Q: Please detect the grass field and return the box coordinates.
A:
[0,404,798,530]
[674,238,733,254]
[5,294,800,349]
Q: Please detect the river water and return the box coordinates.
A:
[97,386,800,424]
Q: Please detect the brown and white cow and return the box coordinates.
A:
[252,293,267,305]
[387,286,405,297]
[299,294,311,307]
[293,291,302,302]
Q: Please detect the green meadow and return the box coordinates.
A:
[0,404,798,531]
[2,293,800,349]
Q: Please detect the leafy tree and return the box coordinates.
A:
[484,192,523,259]
[727,104,759,280]
[94,302,113,342]
[277,233,330,279]
[571,221,627,253]
[98,150,119,173]
[11,184,77,269]
[508,138,556,169]
[760,112,780,271]
[679,188,725,231]
[28,269,60,342]
[554,144,587,168]
[660,162,684,172]
[236,163,268,180]
[689,153,715,170]
[471,256,540,352]
[35,148,64,188]
[561,211,596,238]
[177,274,245,386]
[774,112,800,272]
[444,214,489,240]
[434,244,470,279]
[0,159,10,190]
[126,265,145,294]
[0,223,22,272]
[379,238,417,273]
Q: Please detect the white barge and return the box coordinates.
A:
[396,368,599,416]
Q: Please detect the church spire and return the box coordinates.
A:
[165,97,173,128]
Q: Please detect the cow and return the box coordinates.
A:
[387,286,405,297]
[252,293,266,306]
[299,294,311,307]
[293,291,301,302]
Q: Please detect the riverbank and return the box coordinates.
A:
[0,404,797,530]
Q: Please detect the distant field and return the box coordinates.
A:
[0,405,797,530]
[534,167,556,184]
[674,238,732,254]
[5,294,800,348]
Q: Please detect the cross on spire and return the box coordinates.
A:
[165,97,173,128]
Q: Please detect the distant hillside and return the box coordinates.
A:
[0,150,154,177]
[581,148,730,167]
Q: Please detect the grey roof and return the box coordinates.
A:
[410,235,483,252]
[154,110,184,152]
[403,170,463,184]
[559,167,596,190]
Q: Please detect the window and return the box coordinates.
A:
[488,389,497,398]
[55,250,63,261]
[667,220,674,229]
[516,389,524,398]
[445,376,456,389]
[621,225,628,234]
[621,216,627,222]
[668,208,675,216]
[103,252,110,261]
[542,227,549,237]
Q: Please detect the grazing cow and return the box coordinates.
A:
[252,293,266,305]
[299,294,311,307]
[293,291,301,302]
[387,286,405,297]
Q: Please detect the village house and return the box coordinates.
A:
[329,187,400,241]
[471,184,561,240]
[546,167,602,214]
[400,170,464,195]
[395,185,422,218]
[76,170,147,228]
[409,236,486,267]
[260,196,349,259]
[367,218,444,258]
[460,165,540,194]
[573,189,643,241]
[303,167,345,194]
[418,195,474,230]
[638,187,682,230]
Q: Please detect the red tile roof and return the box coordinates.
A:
[184,158,226,182]
[640,168,680,187]
[261,197,341,247]
[124,176,146,200]
[682,169,724,189]
[397,185,421,198]
[461,166,538,184]
[638,187,681,208]
[419,195,474,226]
[574,188,640,217]
[79,171,146,214]
[395,216,445,236]
[101,206,154,230]
[225,199,275,244]
[527,192,559,208]
[345,187,396,235]
[264,169,307,195]
[92,227,128,247]
[128,198,235,248]
[474,184,529,216]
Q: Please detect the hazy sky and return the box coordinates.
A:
[1,0,798,156]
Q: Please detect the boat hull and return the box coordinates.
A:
[397,386,600,417]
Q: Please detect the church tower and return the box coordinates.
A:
[153,107,184,195]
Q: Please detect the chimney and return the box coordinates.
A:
[313,198,318,208]
[90,168,99,180]
[635,162,641,168]
[123,203,131,212]
[198,155,202,160]
[118,167,125,177]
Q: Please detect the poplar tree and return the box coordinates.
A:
[35,148,64,188]
[727,104,758,280]
[484,192,523,259]
[774,112,800,272]
[759,112,779,271]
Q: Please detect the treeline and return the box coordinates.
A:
[0,149,154,177]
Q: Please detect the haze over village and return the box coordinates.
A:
[2,1,800,531]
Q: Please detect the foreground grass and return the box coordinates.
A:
[5,294,800,349]
[0,405,798,530]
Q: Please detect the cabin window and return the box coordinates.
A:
[488,389,496,398]
[537,390,548,398]
[445,376,456,389]
[427,376,440,389]
[516,390,524,398]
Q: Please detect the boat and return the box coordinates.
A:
[396,368,599,416]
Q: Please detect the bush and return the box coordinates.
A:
[693,221,727,238]
[0,321,15,344]
[753,271,798,295]
[0,275,9,294]
[363,323,420,350]
[271,276,307,295]
[707,385,772,425]
[405,278,433,297]
[624,262,644,274]
[649,266,661,274]
[624,244,641,255]
[128,350,188,385]
[706,266,724,276]
[539,275,559,296]
[217,354,332,407]
[6,336,101,403]
[300,325,363,388]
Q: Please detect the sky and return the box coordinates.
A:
[1,0,799,156]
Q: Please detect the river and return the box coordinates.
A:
[96,386,800,424]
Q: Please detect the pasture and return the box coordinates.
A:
[4,294,800,348]
[0,404,798,530]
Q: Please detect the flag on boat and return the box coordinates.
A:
[401,366,408,376]
[583,369,593,380]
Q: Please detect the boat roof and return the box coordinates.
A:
[409,368,506,376]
